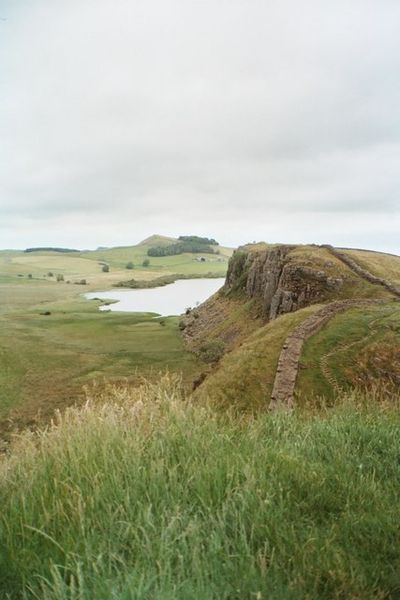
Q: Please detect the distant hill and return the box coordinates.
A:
[137,234,178,247]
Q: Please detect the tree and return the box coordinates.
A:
[56,274,64,282]
[47,272,54,277]
[102,264,110,273]
[126,261,134,270]
[142,258,150,267]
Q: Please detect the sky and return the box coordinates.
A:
[0,0,399,252]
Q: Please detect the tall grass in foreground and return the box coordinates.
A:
[0,376,399,599]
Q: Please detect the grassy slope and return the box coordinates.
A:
[191,245,399,406]
[0,236,233,430]
[1,379,399,599]
[287,245,392,300]
[342,248,400,286]
[78,235,232,277]
[194,305,322,412]
[297,302,400,402]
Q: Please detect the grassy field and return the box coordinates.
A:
[0,235,232,287]
[0,237,232,434]
[0,378,399,599]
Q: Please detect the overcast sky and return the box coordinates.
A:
[1,0,399,252]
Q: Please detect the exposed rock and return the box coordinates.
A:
[224,245,345,321]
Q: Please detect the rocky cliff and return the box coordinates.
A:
[182,243,392,357]
[224,244,346,320]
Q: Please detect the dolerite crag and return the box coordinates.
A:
[225,245,344,320]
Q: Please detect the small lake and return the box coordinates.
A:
[84,277,225,316]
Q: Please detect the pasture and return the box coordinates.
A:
[0,239,231,435]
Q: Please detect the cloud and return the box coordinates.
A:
[0,0,399,251]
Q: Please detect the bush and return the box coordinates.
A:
[198,339,225,363]
[56,274,64,282]
[142,258,150,267]
[102,264,110,273]
[126,261,134,270]
[47,272,54,277]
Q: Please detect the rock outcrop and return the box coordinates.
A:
[225,245,344,321]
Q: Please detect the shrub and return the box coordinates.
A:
[126,261,134,270]
[56,274,64,282]
[198,339,225,363]
[102,264,110,273]
[142,258,150,267]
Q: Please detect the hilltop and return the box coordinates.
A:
[183,243,400,411]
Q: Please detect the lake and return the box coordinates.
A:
[84,277,225,316]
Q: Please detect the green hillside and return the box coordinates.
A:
[187,244,400,410]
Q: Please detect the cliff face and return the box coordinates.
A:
[225,245,344,320]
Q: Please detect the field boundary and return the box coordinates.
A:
[323,245,400,298]
[269,300,381,410]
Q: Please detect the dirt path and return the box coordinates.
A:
[269,300,380,410]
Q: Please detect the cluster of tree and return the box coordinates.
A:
[178,236,219,245]
[24,247,79,253]
[147,242,215,257]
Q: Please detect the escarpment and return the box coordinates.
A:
[184,242,400,410]
[182,243,394,357]
[224,244,346,320]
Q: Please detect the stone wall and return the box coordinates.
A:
[323,245,400,298]
[269,300,380,411]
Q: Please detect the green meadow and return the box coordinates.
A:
[0,238,231,435]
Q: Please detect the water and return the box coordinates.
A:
[84,277,225,316]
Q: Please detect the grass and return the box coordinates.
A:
[0,236,232,430]
[194,305,322,412]
[341,248,400,286]
[297,302,400,402]
[0,237,232,288]
[0,377,399,599]
[287,246,392,300]
[0,290,200,434]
